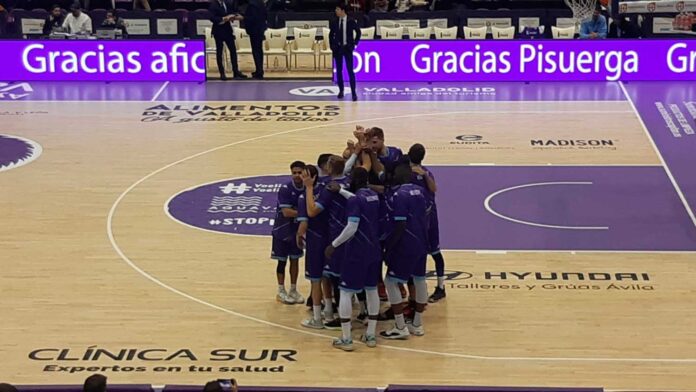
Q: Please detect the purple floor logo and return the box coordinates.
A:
[167,175,289,236]
[0,134,42,172]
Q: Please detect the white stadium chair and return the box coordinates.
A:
[360,26,376,40]
[408,26,432,39]
[552,25,576,39]
[518,25,545,34]
[463,25,487,39]
[491,25,515,39]
[380,26,404,40]
[264,27,289,70]
[433,26,457,39]
[290,27,317,70]
[234,28,253,58]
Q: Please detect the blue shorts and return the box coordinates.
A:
[304,236,327,282]
[323,244,345,278]
[385,250,427,283]
[339,256,381,293]
[271,236,303,262]
[427,208,441,255]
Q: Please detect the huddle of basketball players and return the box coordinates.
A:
[270,126,447,351]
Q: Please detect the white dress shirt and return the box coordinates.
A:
[62,12,93,34]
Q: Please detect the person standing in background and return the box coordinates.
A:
[244,0,267,80]
[329,2,360,101]
[209,0,247,80]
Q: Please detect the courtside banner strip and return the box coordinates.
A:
[347,40,696,82]
[1,40,206,82]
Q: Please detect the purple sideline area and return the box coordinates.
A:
[0,81,625,102]
[14,385,602,392]
[622,81,696,225]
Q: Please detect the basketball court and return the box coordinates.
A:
[1,79,695,391]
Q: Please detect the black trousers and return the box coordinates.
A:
[333,46,356,95]
[249,33,264,75]
[214,34,240,76]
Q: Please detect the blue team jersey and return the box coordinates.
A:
[410,165,436,209]
[344,188,381,262]
[388,183,428,256]
[377,146,403,176]
[315,176,351,239]
[297,189,329,241]
[271,180,304,241]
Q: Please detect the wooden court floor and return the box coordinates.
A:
[1,97,695,391]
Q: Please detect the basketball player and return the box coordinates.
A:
[408,143,446,302]
[297,165,329,329]
[324,168,381,351]
[303,156,349,329]
[271,161,306,304]
[367,127,403,181]
[380,164,429,339]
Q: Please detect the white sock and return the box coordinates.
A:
[413,311,423,328]
[323,297,334,319]
[437,276,445,289]
[366,290,380,336]
[341,321,352,341]
[394,313,406,330]
[312,305,322,322]
[290,284,297,292]
[339,292,353,340]
[278,285,285,293]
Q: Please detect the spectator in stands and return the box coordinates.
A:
[371,0,388,12]
[393,0,411,12]
[43,4,65,35]
[203,379,238,392]
[101,9,127,34]
[243,0,267,80]
[209,0,247,80]
[0,384,19,392]
[83,374,107,392]
[347,0,365,12]
[579,4,608,39]
[62,2,92,33]
[133,0,150,11]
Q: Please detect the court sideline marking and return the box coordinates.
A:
[619,81,696,229]
[151,82,170,102]
[107,110,696,364]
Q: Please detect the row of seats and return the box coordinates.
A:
[211,24,574,72]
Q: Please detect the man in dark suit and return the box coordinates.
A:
[244,0,267,79]
[329,2,360,101]
[209,0,247,80]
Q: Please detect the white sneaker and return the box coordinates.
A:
[288,289,305,304]
[360,334,377,348]
[332,338,354,352]
[407,322,425,336]
[301,318,325,329]
[276,289,292,304]
[379,326,410,340]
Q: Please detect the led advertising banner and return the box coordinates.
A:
[344,40,696,82]
[2,40,206,82]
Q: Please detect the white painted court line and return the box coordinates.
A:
[108,111,696,364]
[150,81,170,102]
[484,182,610,231]
[619,81,696,229]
